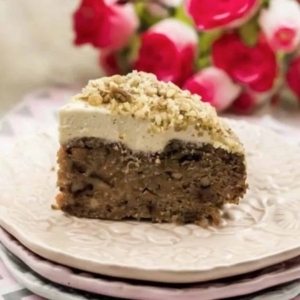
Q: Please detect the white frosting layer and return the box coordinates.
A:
[59,100,232,152]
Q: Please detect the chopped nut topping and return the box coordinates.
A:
[74,71,243,153]
[110,86,132,103]
[51,204,59,210]
[88,94,103,106]
[155,158,161,165]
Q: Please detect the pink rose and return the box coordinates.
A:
[212,33,278,93]
[259,0,300,53]
[231,90,269,114]
[134,19,198,86]
[286,55,300,100]
[73,0,139,50]
[146,0,182,17]
[185,0,259,31]
[183,67,242,111]
[99,50,121,76]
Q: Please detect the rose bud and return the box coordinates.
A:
[231,89,273,114]
[183,67,242,111]
[259,0,300,53]
[134,18,198,86]
[74,0,139,50]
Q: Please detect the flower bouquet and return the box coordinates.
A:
[72,0,300,114]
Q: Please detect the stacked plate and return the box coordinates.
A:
[1,119,300,300]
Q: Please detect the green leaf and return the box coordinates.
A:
[196,31,221,71]
[198,30,222,55]
[134,2,161,31]
[134,2,144,18]
[173,4,193,26]
[261,0,270,6]
[197,55,211,69]
[239,16,260,46]
[115,34,142,74]
[116,48,130,74]
[127,34,141,63]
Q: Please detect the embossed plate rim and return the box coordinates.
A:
[2,227,300,300]
[2,237,300,300]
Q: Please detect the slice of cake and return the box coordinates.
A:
[56,71,247,225]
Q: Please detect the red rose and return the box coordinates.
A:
[212,33,278,92]
[185,0,259,31]
[286,55,300,100]
[73,0,138,50]
[231,89,271,114]
[231,91,257,114]
[99,50,121,76]
[134,19,198,86]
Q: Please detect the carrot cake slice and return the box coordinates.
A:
[56,71,247,225]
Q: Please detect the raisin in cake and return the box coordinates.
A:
[56,71,247,225]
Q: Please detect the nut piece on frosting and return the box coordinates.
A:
[75,71,243,154]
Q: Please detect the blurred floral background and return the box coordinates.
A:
[1,0,300,118]
[72,0,300,115]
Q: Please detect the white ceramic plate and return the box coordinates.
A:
[0,120,300,283]
[2,244,300,300]
[2,227,300,300]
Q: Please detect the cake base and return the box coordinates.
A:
[56,138,247,225]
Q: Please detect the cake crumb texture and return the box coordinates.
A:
[56,138,247,225]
